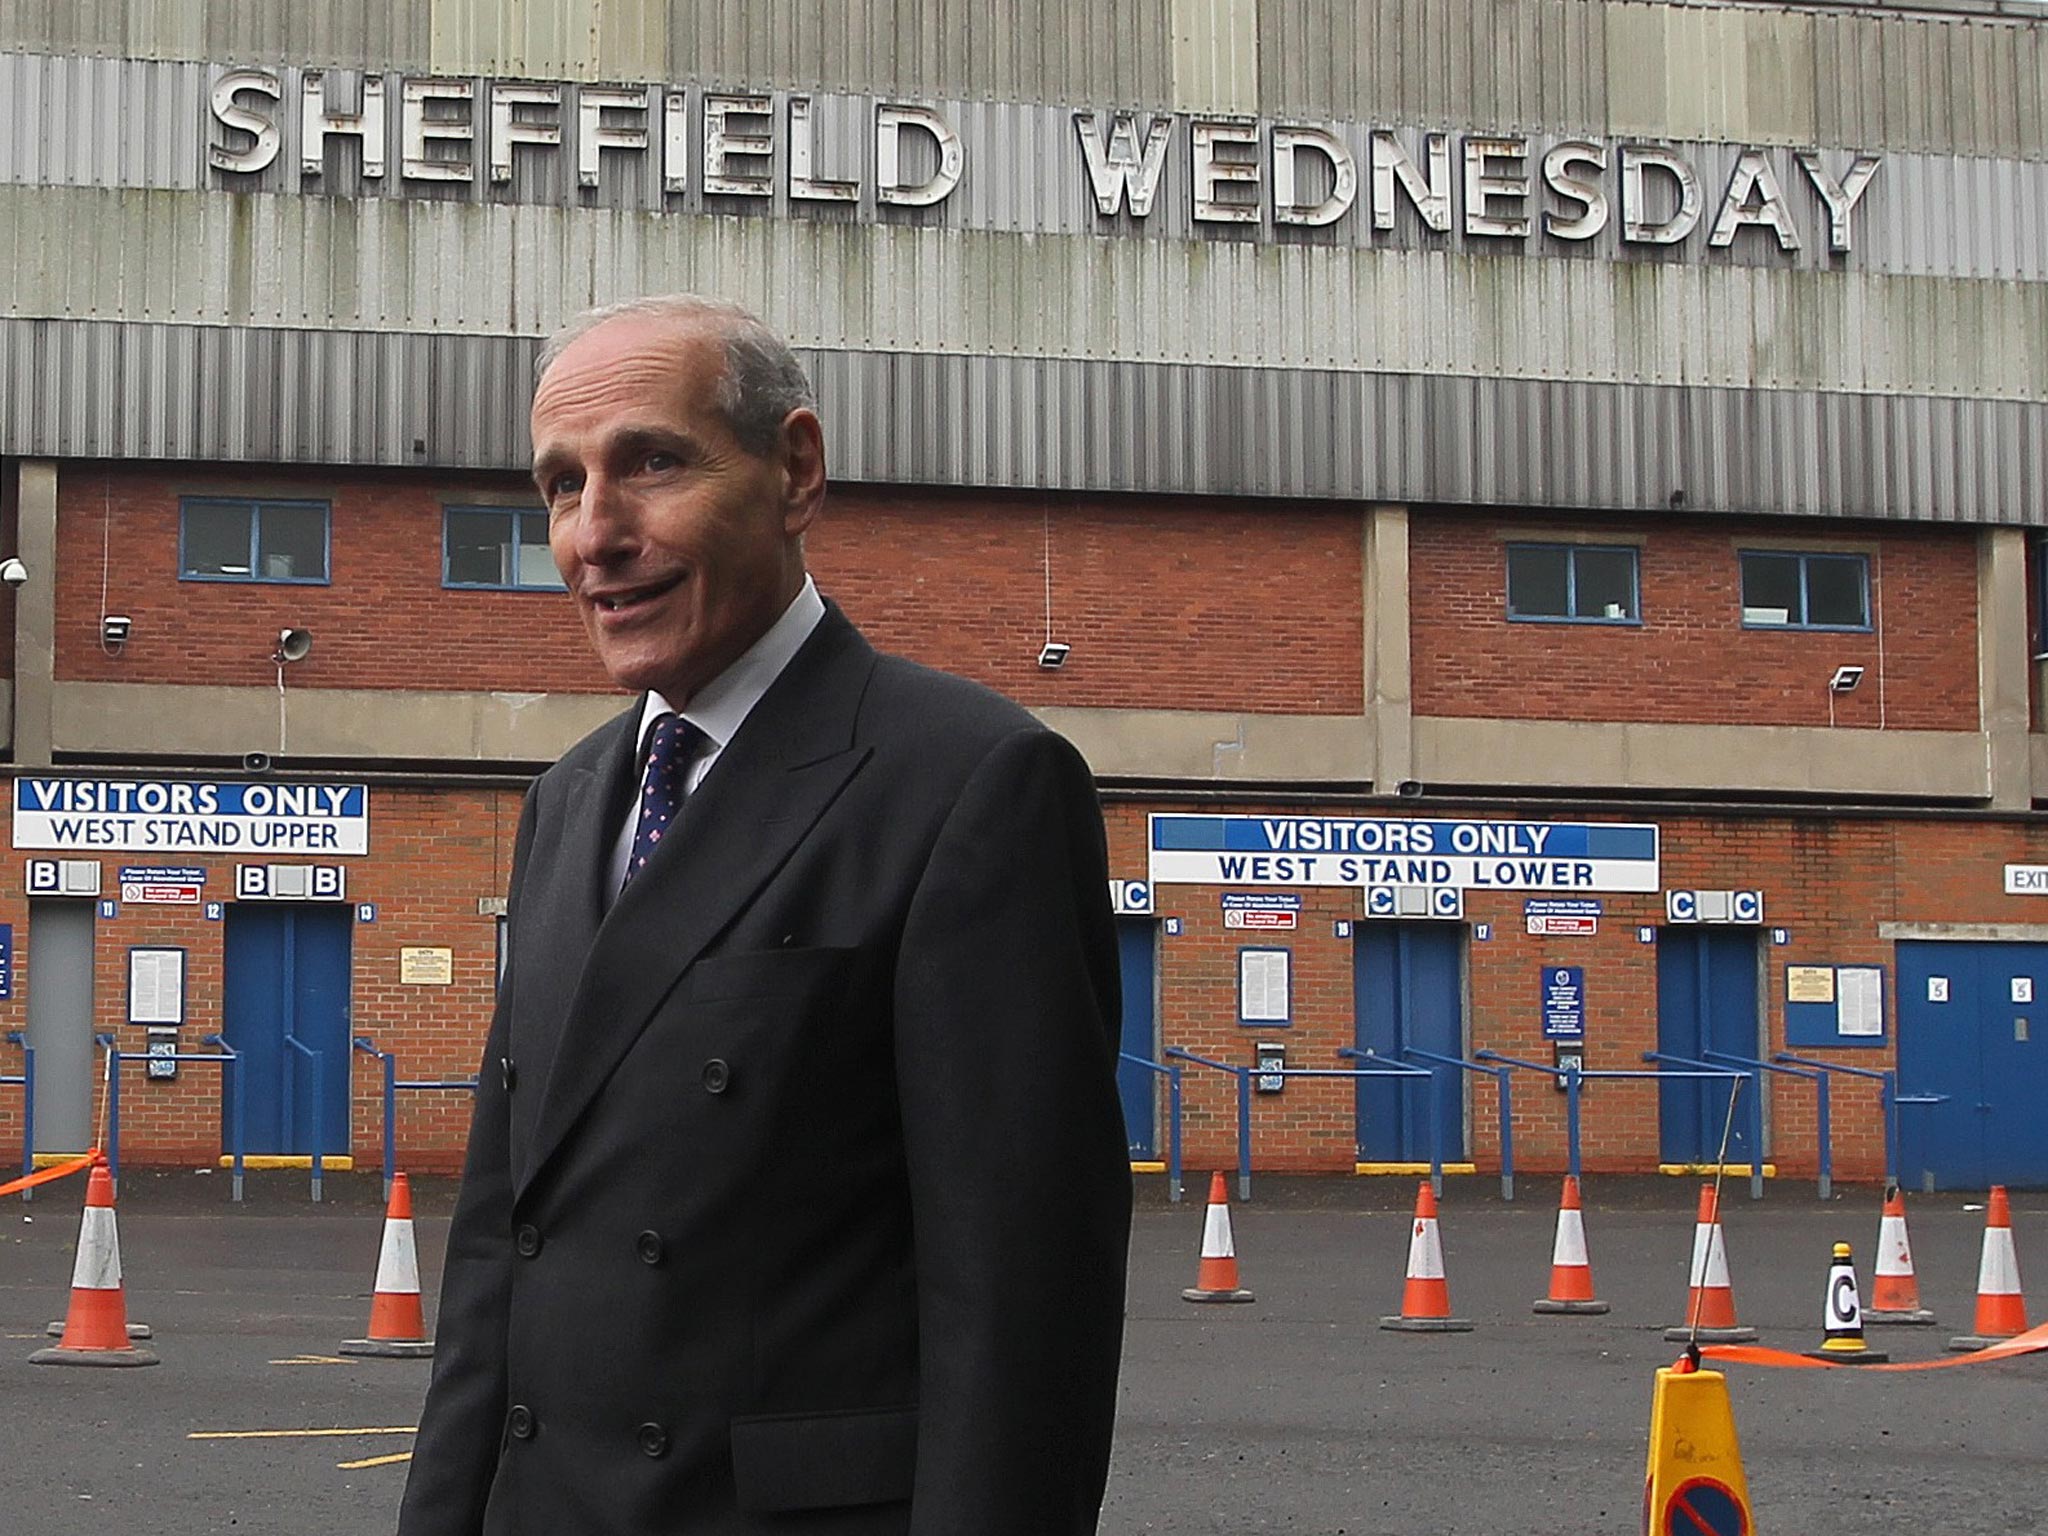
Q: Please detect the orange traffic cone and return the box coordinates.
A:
[1533,1176,1609,1315]
[1949,1186,2029,1353]
[1379,1182,1472,1332]
[30,1160,158,1367]
[1663,1184,1758,1344]
[1866,1184,1936,1326]
[340,1172,435,1356]
[1181,1171,1255,1303]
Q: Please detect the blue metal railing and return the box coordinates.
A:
[1334,1047,1451,1197]
[1117,1052,1184,1203]
[1641,1052,1765,1202]
[1704,1049,1830,1199]
[1397,1046,1515,1201]
[97,1033,246,1198]
[353,1036,480,1200]
[1165,1048,1440,1200]
[3,1031,33,1201]
[1474,1051,1761,1196]
[283,1035,326,1203]
[1773,1053,1944,1190]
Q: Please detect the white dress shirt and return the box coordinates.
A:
[605,576,827,896]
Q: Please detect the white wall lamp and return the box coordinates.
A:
[1827,664,1864,728]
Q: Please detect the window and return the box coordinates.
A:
[443,506,562,591]
[180,499,329,583]
[1505,543,1639,622]
[1739,551,1869,629]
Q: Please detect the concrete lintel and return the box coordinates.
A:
[1413,716,1991,800]
[1033,705,1370,784]
[1878,923,2048,943]
[53,681,628,763]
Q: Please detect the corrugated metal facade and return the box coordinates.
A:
[0,0,2043,521]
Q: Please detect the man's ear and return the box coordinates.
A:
[779,408,827,537]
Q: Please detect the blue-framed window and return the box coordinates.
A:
[179,498,330,583]
[1738,551,1870,630]
[1506,543,1640,623]
[443,506,562,591]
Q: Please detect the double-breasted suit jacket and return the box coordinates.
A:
[398,604,1132,1535]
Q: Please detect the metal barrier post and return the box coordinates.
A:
[1565,1062,1583,1183]
[1116,1052,1186,1203]
[1235,1066,1251,1201]
[284,1036,324,1202]
[203,1034,245,1201]
[1399,1047,1514,1200]
[1166,1061,1183,1202]
[355,1037,397,1200]
[3,1031,33,1202]
[97,1035,120,1190]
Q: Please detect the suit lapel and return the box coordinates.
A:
[518,607,877,1196]
[507,704,640,1189]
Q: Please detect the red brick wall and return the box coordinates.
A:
[818,487,1365,714]
[1103,799,2048,1183]
[1409,513,1980,730]
[53,464,612,696]
[52,466,1365,715]
[1,787,2045,1178]
[0,782,521,1173]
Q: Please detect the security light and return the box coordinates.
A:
[1829,665,1864,693]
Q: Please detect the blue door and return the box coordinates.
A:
[1353,924,1465,1162]
[1115,918,1157,1159]
[222,905,352,1157]
[1896,942,2048,1190]
[1655,929,1761,1166]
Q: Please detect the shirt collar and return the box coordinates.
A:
[635,575,826,755]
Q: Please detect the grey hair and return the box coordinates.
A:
[535,295,816,456]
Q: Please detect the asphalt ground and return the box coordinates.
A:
[0,1170,2043,1535]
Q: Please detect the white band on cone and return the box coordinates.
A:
[374,1218,421,1294]
[1551,1209,1590,1268]
[1201,1203,1236,1260]
[69,1205,123,1291]
[1406,1218,1446,1281]
[1977,1231,2023,1297]
[1875,1215,1914,1277]
[1688,1223,1731,1289]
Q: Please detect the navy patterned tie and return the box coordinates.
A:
[624,713,700,888]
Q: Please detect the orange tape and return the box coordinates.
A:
[1703,1319,2048,1371]
[0,1150,98,1200]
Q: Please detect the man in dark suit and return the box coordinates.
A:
[397,296,1131,1535]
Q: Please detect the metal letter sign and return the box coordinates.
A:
[1542,967,1586,1039]
[1150,814,1658,892]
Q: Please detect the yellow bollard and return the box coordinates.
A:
[1643,1356,1755,1534]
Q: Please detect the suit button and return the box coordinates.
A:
[508,1405,534,1440]
[701,1058,731,1094]
[637,1422,669,1458]
[515,1224,542,1258]
[636,1230,665,1265]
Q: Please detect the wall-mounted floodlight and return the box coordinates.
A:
[1037,641,1071,669]
[101,615,132,650]
[1829,665,1865,693]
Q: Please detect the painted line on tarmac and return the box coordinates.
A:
[269,1354,352,1366]
[189,1427,417,1440]
[337,1451,414,1470]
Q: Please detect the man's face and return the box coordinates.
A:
[531,316,822,703]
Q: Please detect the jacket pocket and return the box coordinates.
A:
[683,944,856,1005]
[729,1404,917,1512]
